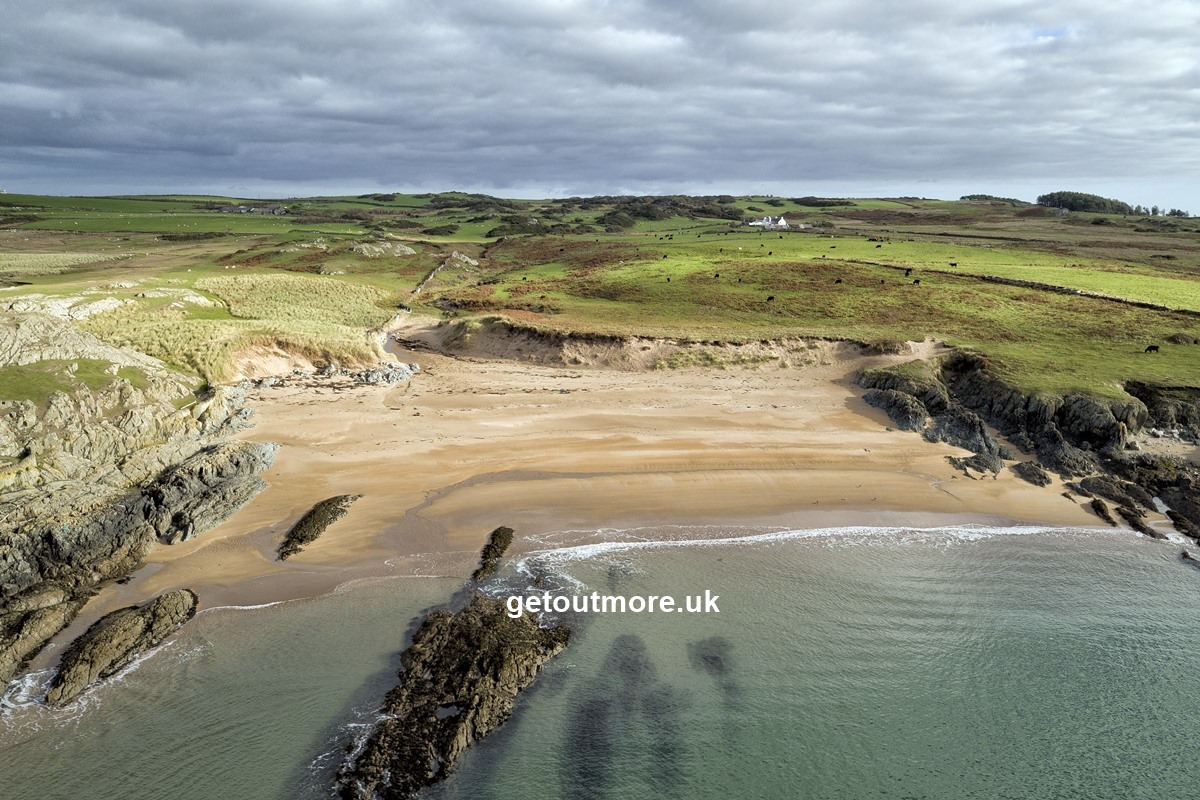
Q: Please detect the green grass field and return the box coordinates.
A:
[2,191,1197,397]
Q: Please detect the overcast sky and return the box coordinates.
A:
[2,0,1197,208]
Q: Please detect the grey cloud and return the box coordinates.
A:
[0,0,1196,208]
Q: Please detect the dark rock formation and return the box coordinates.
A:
[278,494,363,560]
[146,442,278,545]
[1079,475,1156,511]
[45,589,198,706]
[0,594,89,687]
[1,313,281,694]
[926,406,1012,464]
[336,594,570,800]
[1115,504,1163,538]
[862,388,928,431]
[1089,498,1119,526]
[858,352,1200,540]
[470,525,514,582]
[1124,382,1200,440]
[948,452,1004,477]
[1,441,275,687]
[1012,461,1052,487]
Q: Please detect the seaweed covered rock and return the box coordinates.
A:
[470,525,514,582]
[278,494,363,560]
[336,594,570,800]
[45,589,197,706]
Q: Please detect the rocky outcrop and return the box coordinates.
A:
[862,388,928,431]
[1012,461,1052,487]
[278,494,363,560]
[45,589,198,706]
[145,441,277,545]
[0,441,275,685]
[470,525,514,582]
[857,351,1200,540]
[1089,498,1119,526]
[337,527,570,800]
[1124,382,1200,441]
[2,313,276,692]
[336,594,570,800]
[0,594,89,687]
[859,359,1009,473]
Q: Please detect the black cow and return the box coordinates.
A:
[912,279,921,285]
[904,268,912,276]
[949,262,958,267]
[1145,345,1160,353]
[876,244,882,248]
[714,272,720,278]
[766,295,775,302]
[834,279,842,284]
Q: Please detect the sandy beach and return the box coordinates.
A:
[69,316,1114,621]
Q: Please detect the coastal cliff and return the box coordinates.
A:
[859,352,1200,536]
[0,313,275,689]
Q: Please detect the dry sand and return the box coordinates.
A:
[101,316,1119,614]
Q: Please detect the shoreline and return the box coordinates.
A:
[49,330,1143,646]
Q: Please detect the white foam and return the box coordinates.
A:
[516,524,1122,574]
[197,600,287,614]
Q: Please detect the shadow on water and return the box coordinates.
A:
[687,636,740,704]
[560,634,691,800]
[687,635,743,749]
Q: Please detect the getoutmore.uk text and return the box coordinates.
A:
[505,590,720,618]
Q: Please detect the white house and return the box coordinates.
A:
[748,215,789,229]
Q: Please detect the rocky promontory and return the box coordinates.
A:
[45,589,198,706]
[859,352,1200,537]
[1,312,275,691]
[336,592,570,800]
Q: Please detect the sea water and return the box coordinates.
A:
[4,526,1200,800]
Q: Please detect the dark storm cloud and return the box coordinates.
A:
[2,0,1197,205]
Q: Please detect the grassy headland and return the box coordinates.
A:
[2,191,1197,396]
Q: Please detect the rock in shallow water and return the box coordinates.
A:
[336,593,570,800]
[45,588,198,707]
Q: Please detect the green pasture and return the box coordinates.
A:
[437,237,1199,397]
[3,191,1198,400]
[0,359,150,407]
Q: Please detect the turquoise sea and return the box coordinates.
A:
[4,525,1200,799]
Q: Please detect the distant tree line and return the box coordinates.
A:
[1037,191,1134,214]
[790,196,854,207]
[1037,191,1190,218]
